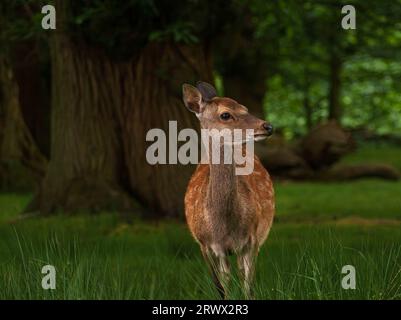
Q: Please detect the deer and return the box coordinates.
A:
[182,81,275,299]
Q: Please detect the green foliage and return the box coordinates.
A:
[213,72,225,96]
[0,0,52,53]
[264,75,328,138]
[265,56,401,136]
[1,0,243,59]
[342,57,401,133]
[258,0,401,135]
[2,0,401,134]
[149,21,198,44]
[69,0,240,59]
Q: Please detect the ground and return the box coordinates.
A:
[0,142,400,299]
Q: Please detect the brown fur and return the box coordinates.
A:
[185,158,274,252]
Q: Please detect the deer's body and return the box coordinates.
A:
[185,158,274,256]
[182,81,275,298]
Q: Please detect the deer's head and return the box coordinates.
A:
[182,81,273,143]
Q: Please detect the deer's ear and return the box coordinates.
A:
[182,84,203,114]
[196,81,217,102]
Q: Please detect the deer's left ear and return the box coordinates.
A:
[196,81,217,102]
[182,84,204,114]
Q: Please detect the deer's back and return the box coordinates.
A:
[184,157,275,251]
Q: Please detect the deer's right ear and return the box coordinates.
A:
[182,84,204,114]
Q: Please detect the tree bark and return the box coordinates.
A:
[215,11,268,118]
[223,76,266,118]
[0,57,47,189]
[122,44,212,217]
[11,40,50,157]
[303,84,313,130]
[328,53,342,122]
[303,95,312,130]
[34,1,213,216]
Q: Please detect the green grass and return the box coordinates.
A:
[276,141,401,221]
[0,215,400,299]
[276,179,401,220]
[340,141,401,172]
[0,142,400,300]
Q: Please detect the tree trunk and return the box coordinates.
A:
[34,1,213,216]
[303,94,312,131]
[214,8,267,119]
[0,57,47,189]
[11,40,50,157]
[302,68,313,131]
[328,53,342,122]
[122,44,212,217]
[223,76,266,118]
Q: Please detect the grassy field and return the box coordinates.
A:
[0,142,400,299]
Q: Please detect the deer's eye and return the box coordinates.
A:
[220,112,232,121]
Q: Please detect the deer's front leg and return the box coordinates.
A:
[201,245,231,299]
[237,246,258,299]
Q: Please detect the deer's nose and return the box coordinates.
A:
[263,123,274,136]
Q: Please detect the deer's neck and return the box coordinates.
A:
[206,145,238,217]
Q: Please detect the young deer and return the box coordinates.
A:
[183,81,275,299]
